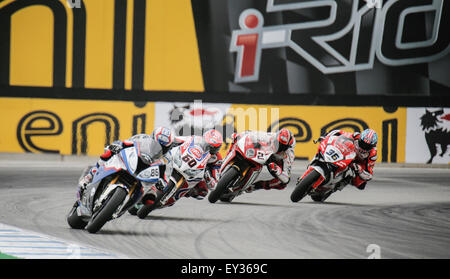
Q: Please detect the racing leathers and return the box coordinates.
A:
[324,130,377,190]
[156,135,223,207]
[78,134,170,191]
[230,131,295,192]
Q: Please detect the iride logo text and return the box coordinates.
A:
[230,0,447,82]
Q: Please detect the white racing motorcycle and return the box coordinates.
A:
[208,132,276,203]
[136,136,212,219]
[67,141,163,233]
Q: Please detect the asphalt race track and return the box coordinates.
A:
[0,154,449,259]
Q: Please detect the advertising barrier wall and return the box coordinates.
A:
[0,1,448,165]
[1,97,422,163]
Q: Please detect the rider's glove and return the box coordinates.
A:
[358,170,373,181]
[352,163,372,181]
[268,162,282,177]
[108,140,124,154]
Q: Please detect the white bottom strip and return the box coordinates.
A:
[0,223,124,259]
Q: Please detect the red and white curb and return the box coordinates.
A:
[0,223,125,259]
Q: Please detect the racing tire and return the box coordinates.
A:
[208,167,239,204]
[137,180,175,219]
[127,204,139,215]
[310,191,332,202]
[219,194,234,203]
[290,169,321,202]
[67,202,88,229]
[85,187,128,234]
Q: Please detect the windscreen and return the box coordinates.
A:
[138,139,163,165]
[334,135,355,154]
[248,132,276,153]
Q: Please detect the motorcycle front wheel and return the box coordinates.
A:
[208,167,239,204]
[86,187,128,234]
[290,169,321,202]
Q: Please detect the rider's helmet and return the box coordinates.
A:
[275,128,295,153]
[151,126,174,149]
[355,128,377,159]
[203,129,223,154]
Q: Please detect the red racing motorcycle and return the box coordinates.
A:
[290,134,357,203]
[208,132,276,203]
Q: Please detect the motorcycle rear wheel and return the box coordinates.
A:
[86,187,128,234]
[208,167,239,204]
[290,169,321,202]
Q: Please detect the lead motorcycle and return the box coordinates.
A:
[67,141,163,233]
[136,136,212,219]
[290,134,357,203]
[208,132,276,203]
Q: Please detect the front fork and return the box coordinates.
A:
[299,165,326,191]
[225,161,261,194]
[159,171,186,206]
[94,175,141,219]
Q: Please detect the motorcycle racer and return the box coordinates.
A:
[229,128,296,193]
[78,126,175,191]
[320,128,378,190]
[142,129,223,209]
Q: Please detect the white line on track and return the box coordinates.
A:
[0,223,124,259]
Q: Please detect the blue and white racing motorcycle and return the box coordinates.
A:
[67,140,163,233]
[136,136,212,219]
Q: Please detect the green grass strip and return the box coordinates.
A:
[0,252,20,259]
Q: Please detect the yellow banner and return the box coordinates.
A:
[226,104,406,162]
[0,97,155,155]
[0,98,406,162]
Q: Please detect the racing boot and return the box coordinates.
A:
[186,181,209,200]
[335,175,352,191]
[246,179,287,193]
[141,184,160,206]
[128,185,158,215]
[129,179,166,215]
[77,165,97,196]
[245,183,264,193]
